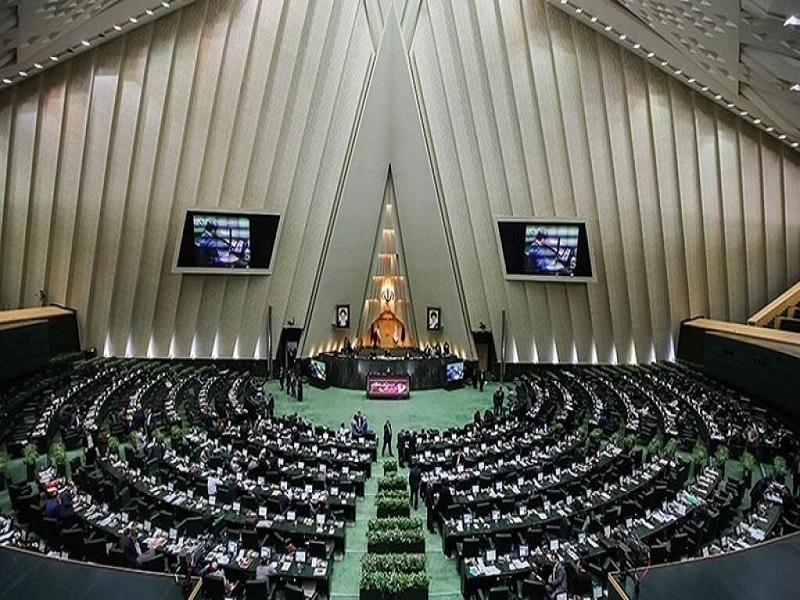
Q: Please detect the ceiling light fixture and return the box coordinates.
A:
[688,78,695,83]
[590,16,597,23]
[129,16,138,23]
[778,134,787,139]
[753,118,761,124]
[701,86,709,91]
[661,60,669,66]
[791,83,800,92]
[50,55,58,62]
[714,94,722,100]
[647,52,654,58]
[81,40,91,47]
[633,43,641,49]
[162,2,170,7]
[2,78,11,84]
[619,34,627,40]
[784,15,800,27]
[114,24,122,31]
[605,25,612,31]
[792,142,799,148]
[766,126,774,132]
[146,9,154,16]
[34,63,42,69]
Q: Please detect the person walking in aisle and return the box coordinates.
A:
[409,462,421,510]
[382,419,393,457]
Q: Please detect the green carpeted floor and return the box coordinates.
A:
[265,379,498,600]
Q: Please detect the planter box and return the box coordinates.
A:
[367,539,425,554]
[359,586,428,600]
[377,506,410,519]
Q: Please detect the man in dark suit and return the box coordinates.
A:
[546,554,567,600]
[409,463,421,510]
[397,430,408,468]
[266,393,275,420]
[382,420,393,457]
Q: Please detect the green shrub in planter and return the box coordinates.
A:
[49,441,67,473]
[367,518,424,533]
[360,570,429,593]
[0,455,8,490]
[378,475,407,493]
[692,441,708,464]
[774,456,788,478]
[622,434,637,451]
[714,445,730,468]
[741,451,757,474]
[23,443,39,480]
[367,525,426,553]
[663,438,679,458]
[647,436,663,456]
[361,553,425,575]
[383,460,398,475]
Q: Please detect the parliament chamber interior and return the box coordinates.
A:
[0,1,799,600]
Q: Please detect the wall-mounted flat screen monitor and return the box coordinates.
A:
[174,208,281,274]
[495,217,595,282]
[310,359,327,382]
[446,361,464,382]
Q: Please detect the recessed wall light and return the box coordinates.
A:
[81,40,91,46]
[633,43,641,49]
[129,16,138,23]
[647,52,654,58]
[50,55,58,62]
[784,15,800,26]
[2,78,11,84]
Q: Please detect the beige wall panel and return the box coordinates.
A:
[717,112,748,323]
[598,48,653,363]
[1,80,38,308]
[65,41,124,342]
[760,141,786,302]
[129,4,205,357]
[46,56,93,313]
[87,30,149,353]
[622,54,671,361]
[647,71,690,351]
[785,154,800,284]
[739,131,767,316]
[22,69,68,313]
[0,91,12,306]
[573,29,630,363]
[108,17,179,357]
[693,102,728,320]
[670,84,710,318]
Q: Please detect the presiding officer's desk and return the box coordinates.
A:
[317,350,463,390]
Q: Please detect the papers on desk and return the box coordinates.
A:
[511,559,530,570]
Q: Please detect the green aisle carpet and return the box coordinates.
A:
[266,380,498,600]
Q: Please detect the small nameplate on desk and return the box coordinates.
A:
[232,502,241,513]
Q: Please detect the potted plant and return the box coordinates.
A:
[773,455,788,484]
[646,436,663,457]
[610,431,624,448]
[376,491,411,518]
[0,455,8,490]
[740,451,757,481]
[551,421,564,437]
[49,441,68,477]
[377,475,407,493]
[622,434,637,451]
[589,428,603,448]
[691,441,708,465]
[383,459,398,476]
[663,438,679,459]
[23,443,39,481]
[714,445,730,469]
[107,435,121,458]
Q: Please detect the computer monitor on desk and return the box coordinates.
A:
[485,548,497,563]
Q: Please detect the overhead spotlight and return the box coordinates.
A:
[34,63,42,69]
[81,40,91,46]
[753,118,761,124]
[766,126,774,132]
[19,70,27,76]
[576,7,583,14]
[792,142,798,148]
[779,134,787,139]
[701,86,709,91]
[633,43,641,49]
[50,55,58,61]
[619,34,627,40]
[714,94,722,100]
[740,110,748,116]
[674,69,682,75]
[784,15,800,26]
[647,52,655,58]
[2,78,11,84]
[726,102,735,108]
[560,0,567,4]
[129,16,138,23]
[114,24,122,31]
[791,83,800,92]
[590,16,597,23]
[604,25,612,31]
[146,9,154,16]
[162,1,170,6]
[661,60,668,66]
[688,77,695,83]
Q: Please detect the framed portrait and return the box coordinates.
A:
[427,307,441,331]
[335,304,350,328]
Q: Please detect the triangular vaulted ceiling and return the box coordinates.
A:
[301,2,474,358]
[0,0,197,88]
[547,0,800,151]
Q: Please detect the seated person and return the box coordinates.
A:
[571,560,593,598]
[546,553,567,600]
[255,556,277,583]
[121,528,158,569]
[200,559,239,595]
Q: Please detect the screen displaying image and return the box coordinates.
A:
[174,209,281,274]
[496,218,594,282]
[310,359,327,382]
[446,362,464,382]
